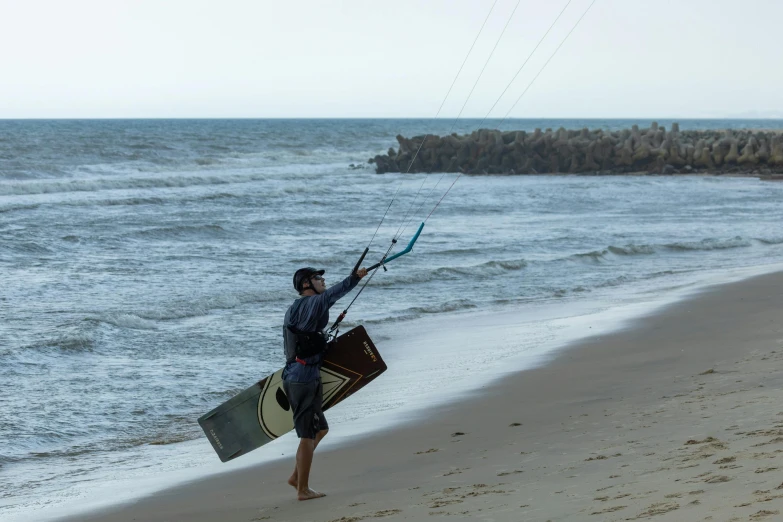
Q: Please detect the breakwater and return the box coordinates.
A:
[370,123,783,177]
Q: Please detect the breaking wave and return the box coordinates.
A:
[663,237,752,251]
[22,329,97,352]
[565,236,762,263]
[607,244,656,255]
[90,314,159,331]
[753,237,783,245]
[364,299,478,325]
[570,250,608,261]
[373,258,528,286]
[407,299,477,314]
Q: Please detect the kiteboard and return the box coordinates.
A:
[198,325,386,462]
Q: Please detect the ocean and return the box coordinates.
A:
[2,118,783,520]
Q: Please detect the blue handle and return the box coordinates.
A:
[367,222,424,271]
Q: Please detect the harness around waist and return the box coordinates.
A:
[287,326,328,364]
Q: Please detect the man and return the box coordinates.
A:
[283,265,367,501]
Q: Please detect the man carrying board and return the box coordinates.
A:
[283,265,368,500]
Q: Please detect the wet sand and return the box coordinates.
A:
[67,271,783,522]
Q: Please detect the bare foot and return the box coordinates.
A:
[297,488,326,501]
[287,476,297,489]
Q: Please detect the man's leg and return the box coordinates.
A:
[285,378,328,499]
[288,429,328,492]
[293,429,328,500]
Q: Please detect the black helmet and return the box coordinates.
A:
[293,267,325,293]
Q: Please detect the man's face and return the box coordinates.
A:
[309,274,326,293]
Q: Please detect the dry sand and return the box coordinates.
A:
[68,271,783,522]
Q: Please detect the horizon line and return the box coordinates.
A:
[2,116,783,121]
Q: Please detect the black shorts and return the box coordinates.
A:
[283,378,329,439]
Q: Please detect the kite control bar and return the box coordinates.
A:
[328,222,424,337]
[367,222,424,271]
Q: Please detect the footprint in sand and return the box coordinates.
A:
[635,502,679,518]
[753,490,783,502]
[753,437,783,447]
[371,509,402,518]
[584,453,622,461]
[704,475,731,483]
[429,499,463,509]
[327,509,402,522]
[442,467,467,476]
[713,456,736,464]
[589,505,626,515]
[460,488,507,498]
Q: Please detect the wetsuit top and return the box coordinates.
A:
[282,273,360,383]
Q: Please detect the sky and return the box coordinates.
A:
[0,0,781,119]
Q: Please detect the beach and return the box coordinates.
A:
[63,270,783,522]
